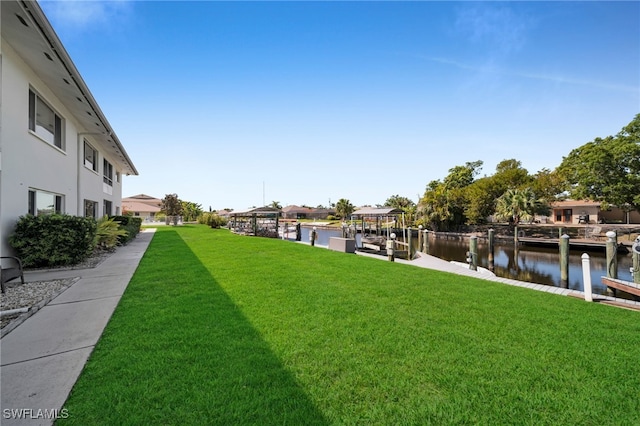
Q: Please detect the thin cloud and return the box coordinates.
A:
[454,3,532,54]
[424,56,638,94]
[39,0,133,32]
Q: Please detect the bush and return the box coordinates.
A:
[198,212,227,228]
[9,214,97,268]
[96,216,128,249]
[110,215,142,245]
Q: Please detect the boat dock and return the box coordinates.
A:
[518,237,629,253]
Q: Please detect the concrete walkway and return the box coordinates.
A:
[0,229,155,426]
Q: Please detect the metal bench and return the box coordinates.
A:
[1,256,25,293]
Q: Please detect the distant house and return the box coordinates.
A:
[122,194,162,221]
[281,205,335,220]
[549,200,640,225]
[0,1,138,257]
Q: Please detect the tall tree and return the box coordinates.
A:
[558,114,640,212]
[531,168,565,203]
[384,195,415,210]
[494,188,543,225]
[385,195,417,225]
[181,201,203,222]
[492,159,532,191]
[335,198,355,220]
[419,161,482,230]
[161,194,183,225]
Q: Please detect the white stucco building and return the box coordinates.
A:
[0,0,138,257]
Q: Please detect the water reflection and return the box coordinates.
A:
[419,237,633,296]
[299,227,635,297]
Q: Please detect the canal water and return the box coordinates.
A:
[299,226,635,297]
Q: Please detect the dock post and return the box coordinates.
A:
[632,238,640,284]
[295,223,301,241]
[310,226,317,247]
[423,230,429,254]
[560,234,569,288]
[469,236,478,271]
[605,231,618,296]
[418,225,423,253]
[252,214,257,236]
[407,227,413,260]
[387,233,396,262]
[581,253,593,302]
[488,228,495,272]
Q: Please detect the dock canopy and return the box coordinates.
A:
[230,207,281,217]
[352,207,404,217]
[229,207,281,238]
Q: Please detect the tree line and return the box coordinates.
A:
[391,114,639,230]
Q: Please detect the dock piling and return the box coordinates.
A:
[488,229,495,271]
[633,238,640,284]
[560,234,569,288]
[469,236,478,271]
[605,231,618,296]
[423,230,429,254]
[581,253,593,302]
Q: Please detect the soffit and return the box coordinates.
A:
[1,0,138,175]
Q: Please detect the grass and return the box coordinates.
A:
[60,225,640,425]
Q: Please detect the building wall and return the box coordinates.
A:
[0,41,123,256]
[551,205,600,224]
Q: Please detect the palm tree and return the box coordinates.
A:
[335,198,355,220]
[494,188,542,225]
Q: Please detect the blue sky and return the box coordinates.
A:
[39,1,639,211]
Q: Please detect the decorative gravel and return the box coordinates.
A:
[0,279,77,328]
[1,249,114,332]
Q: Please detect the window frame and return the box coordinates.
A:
[84,140,99,172]
[28,88,65,150]
[28,189,64,216]
[84,199,98,219]
[103,159,113,186]
[103,199,113,217]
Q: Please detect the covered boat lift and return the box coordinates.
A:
[351,207,407,253]
[229,207,281,238]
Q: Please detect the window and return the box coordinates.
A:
[84,199,98,219]
[103,199,112,216]
[28,189,63,216]
[29,89,64,149]
[84,141,98,172]
[103,159,113,186]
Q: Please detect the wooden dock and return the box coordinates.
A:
[602,277,640,299]
[518,237,629,253]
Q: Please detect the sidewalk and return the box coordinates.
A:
[0,229,155,426]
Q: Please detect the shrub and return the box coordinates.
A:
[96,216,128,249]
[203,213,227,228]
[110,215,142,245]
[9,214,97,268]
[197,212,211,225]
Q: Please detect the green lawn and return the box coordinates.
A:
[60,225,640,425]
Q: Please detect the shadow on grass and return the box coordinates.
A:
[60,227,328,425]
